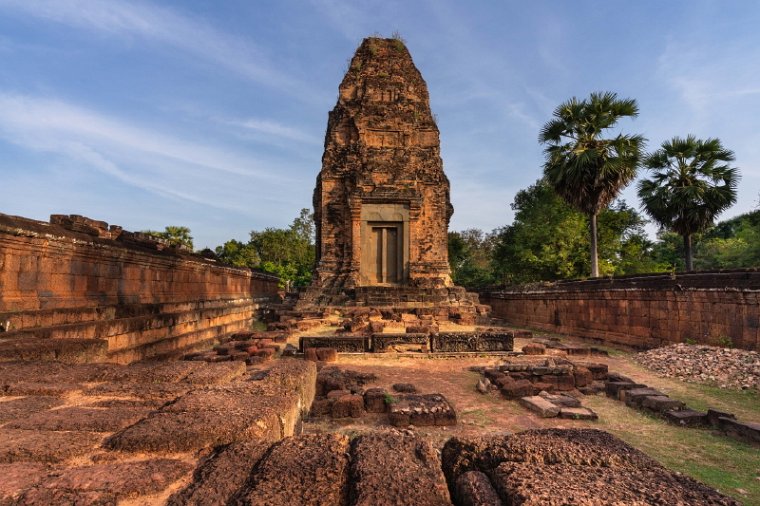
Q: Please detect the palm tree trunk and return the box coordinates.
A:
[590,212,599,277]
[684,234,693,271]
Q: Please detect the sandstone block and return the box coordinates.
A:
[522,343,545,355]
[454,470,503,506]
[519,396,560,418]
[664,409,708,427]
[641,395,685,413]
[572,366,593,387]
[501,379,534,400]
[315,348,337,362]
[332,394,364,418]
[363,387,388,413]
[558,407,598,420]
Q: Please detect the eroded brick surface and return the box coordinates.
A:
[239,434,350,506]
[167,441,270,506]
[349,432,451,506]
[0,429,101,463]
[6,406,151,432]
[0,396,62,423]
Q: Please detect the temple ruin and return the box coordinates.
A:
[298,37,479,318]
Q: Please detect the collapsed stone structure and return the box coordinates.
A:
[298,37,482,321]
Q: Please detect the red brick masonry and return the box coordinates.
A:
[0,213,279,362]
[484,271,760,351]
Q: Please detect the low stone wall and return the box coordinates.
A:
[484,271,760,351]
[0,213,279,362]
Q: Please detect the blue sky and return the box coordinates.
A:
[1,1,758,249]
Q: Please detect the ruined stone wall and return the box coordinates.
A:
[484,271,760,351]
[0,213,279,362]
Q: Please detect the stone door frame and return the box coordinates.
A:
[358,203,410,286]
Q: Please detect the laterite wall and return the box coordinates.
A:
[0,213,279,362]
[484,271,760,351]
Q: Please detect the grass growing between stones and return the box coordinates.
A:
[586,395,760,504]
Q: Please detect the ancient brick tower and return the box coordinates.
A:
[299,37,479,314]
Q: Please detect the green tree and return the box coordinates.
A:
[490,179,665,284]
[694,210,760,269]
[448,229,495,288]
[249,208,315,288]
[143,226,194,250]
[214,239,260,268]
[637,136,739,271]
[539,91,644,277]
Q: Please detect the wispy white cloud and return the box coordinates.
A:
[0,92,300,211]
[220,117,320,145]
[0,0,312,99]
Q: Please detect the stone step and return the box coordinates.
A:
[0,338,108,363]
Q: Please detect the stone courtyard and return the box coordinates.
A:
[0,36,759,505]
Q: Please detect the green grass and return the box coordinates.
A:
[670,383,760,419]
[586,395,760,504]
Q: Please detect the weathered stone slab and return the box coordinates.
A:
[0,463,49,504]
[604,381,646,398]
[558,407,598,420]
[519,396,559,418]
[300,335,368,353]
[167,441,271,506]
[0,338,108,364]
[0,396,62,423]
[664,409,708,427]
[538,391,581,408]
[432,332,514,353]
[363,387,388,413]
[239,434,349,505]
[0,429,101,463]
[488,461,738,506]
[106,408,281,453]
[332,394,364,419]
[641,395,685,413]
[30,459,192,502]
[717,417,760,445]
[6,406,150,432]
[373,333,430,352]
[2,381,81,397]
[349,433,451,506]
[182,361,246,385]
[622,387,664,407]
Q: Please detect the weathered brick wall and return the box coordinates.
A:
[483,271,760,351]
[0,213,279,362]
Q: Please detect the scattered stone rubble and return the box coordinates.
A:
[473,354,608,420]
[605,371,760,445]
[636,343,760,390]
[310,367,457,427]
[182,330,286,365]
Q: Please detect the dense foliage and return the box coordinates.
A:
[215,208,315,289]
[143,226,194,250]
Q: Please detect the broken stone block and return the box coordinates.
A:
[392,383,417,393]
[327,389,351,400]
[484,369,506,383]
[558,407,598,420]
[363,388,388,413]
[5,407,150,433]
[522,343,545,355]
[538,391,581,408]
[454,470,503,506]
[664,409,708,427]
[304,348,318,362]
[641,395,685,413]
[331,394,364,418]
[500,379,535,400]
[281,343,298,357]
[519,396,560,418]
[0,429,101,463]
[0,463,49,504]
[717,417,760,445]
[707,408,736,428]
[623,388,664,408]
[310,398,334,417]
[604,381,646,398]
[578,381,605,395]
[388,394,456,427]
[476,378,491,394]
[572,366,593,387]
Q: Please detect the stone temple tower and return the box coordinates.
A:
[300,37,479,315]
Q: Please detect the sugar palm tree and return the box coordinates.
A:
[637,136,739,271]
[540,91,644,277]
